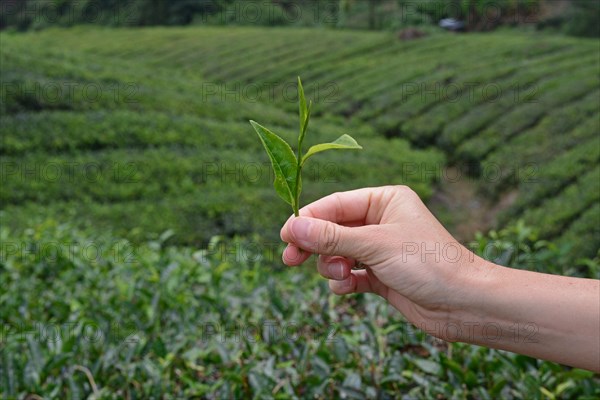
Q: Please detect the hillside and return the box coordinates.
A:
[1,26,598,256]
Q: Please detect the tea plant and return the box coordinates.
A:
[250,77,362,216]
[1,223,598,398]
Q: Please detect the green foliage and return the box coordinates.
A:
[471,219,600,278]
[520,166,600,239]
[1,223,598,398]
[413,0,541,31]
[250,120,300,208]
[562,0,600,37]
[301,134,361,165]
[537,0,600,38]
[557,203,600,264]
[0,0,230,30]
[405,46,595,145]
[205,0,293,27]
[2,0,597,39]
[0,28,443,244]
[1,27,598,255]
[454,63,599,162]
[499,125,600,218]
[251,78,361,216]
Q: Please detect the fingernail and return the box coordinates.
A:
[285,245,301,264]
[291,218,311,241]
[332,262,345,280]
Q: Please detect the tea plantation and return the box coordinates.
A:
[1,26,599,398]
[1,27,447,245]
[1,27,599,253]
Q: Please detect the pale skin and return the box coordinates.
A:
[280,186,600,372]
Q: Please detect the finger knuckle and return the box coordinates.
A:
[390,185,419,203]
[329,280,347,296]
[319,223,341,254]
[394,184,416,197]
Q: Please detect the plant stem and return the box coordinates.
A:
[294,151,302,217]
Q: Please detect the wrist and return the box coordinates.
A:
[438,253,503,343]
[410,248,500,342]
[443,257,537,348]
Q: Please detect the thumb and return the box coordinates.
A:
[286,217,368,258]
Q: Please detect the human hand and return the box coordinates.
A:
[281,186,600,369]
[280,186,489,337]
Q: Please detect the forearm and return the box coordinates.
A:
[452,260,600,372]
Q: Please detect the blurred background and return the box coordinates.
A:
[1,0,599,398]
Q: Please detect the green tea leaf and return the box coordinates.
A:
[298,77,311,149]
[301,100,312,141]
[301,134,362,165]
[249,120,298,207]
[298,76,307,135]
[251,78,362,216]
[413,358,441,376]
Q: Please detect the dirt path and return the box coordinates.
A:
[427,167,518,243]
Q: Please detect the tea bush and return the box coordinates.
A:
[1,222,598,399]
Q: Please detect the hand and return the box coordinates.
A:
[280,186,488,338]
[280,186,600,371]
